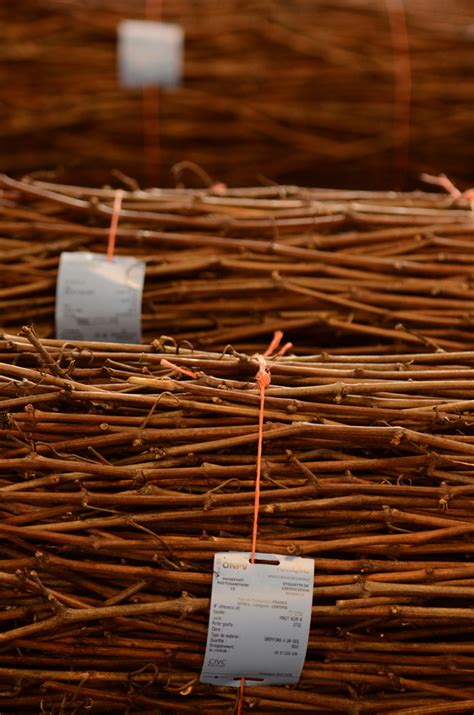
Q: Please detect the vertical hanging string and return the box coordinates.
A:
[143,0,163,187]
[385,0,411,188]
[237,676,245,715]
[250,354,271,563]
[106,189,124,262]
[238,331,291,714]
[143,86,161,188]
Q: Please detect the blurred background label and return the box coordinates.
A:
[118,20,183,89]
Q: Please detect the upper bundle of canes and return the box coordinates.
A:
[0,332,474,713]
[1,173,474,354]
[1,0,473,187]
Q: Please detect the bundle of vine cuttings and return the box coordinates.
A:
[1,173,474,355]
[1,0,473,187]
[0,332,474,713]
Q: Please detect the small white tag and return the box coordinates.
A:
[55,252,145,343]
[118,20,183,88]
[200,552,314,687]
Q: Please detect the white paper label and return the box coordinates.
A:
[118,20,183,88]
[56,252,145,343]
[200,552,314,687]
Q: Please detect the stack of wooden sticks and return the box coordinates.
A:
[1,332,474,713]
[2,172,474,712]
[1,173,474,354]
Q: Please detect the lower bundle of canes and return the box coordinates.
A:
[0,333,474,713]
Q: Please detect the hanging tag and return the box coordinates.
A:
[118,20,184,88]
[200,552,314,687]
[55,252,145,343]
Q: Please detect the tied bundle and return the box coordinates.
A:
[0,335,474,713]
[0,0,473,187]
[1,174,474,353]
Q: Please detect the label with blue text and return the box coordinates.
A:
[200,552,314,687]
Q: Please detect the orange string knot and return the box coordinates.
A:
[256,354,271,391]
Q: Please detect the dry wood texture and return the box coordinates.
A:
[1,174,474,354]
[1,0,473,188]
[1,335,474,713]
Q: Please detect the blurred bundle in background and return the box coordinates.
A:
[1,0,473,189]
[2,4,474,714]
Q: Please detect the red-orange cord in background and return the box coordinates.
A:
[385,0,411,188]
[143,0,163,187]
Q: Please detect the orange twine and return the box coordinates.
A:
[106,189,124,261]
[385,0,411,188]
[421,173,474,206]
[262,329,283,358]
[143,88,161,188]
[143,0,163,187]
[160,358,197,379]
[237,676,245,715]
[238,330,291,713]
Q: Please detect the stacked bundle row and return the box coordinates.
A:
[0,334,473,713]
[1,174,474,354]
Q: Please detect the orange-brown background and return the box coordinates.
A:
[1,0,473,189]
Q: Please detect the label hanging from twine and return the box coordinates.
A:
[199,333,306,702]
[55,252,145,343]
[200,551,314,687]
